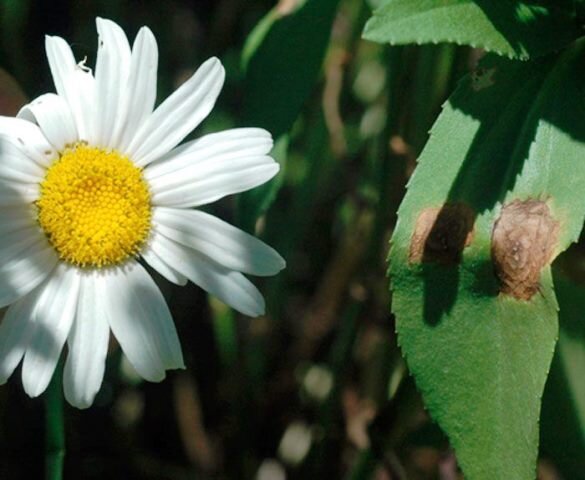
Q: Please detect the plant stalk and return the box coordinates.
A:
[45,367,65,480]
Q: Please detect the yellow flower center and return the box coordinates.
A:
[37,144,152,268]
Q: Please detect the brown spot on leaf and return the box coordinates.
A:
[491,200,559,300]
[409,203,475,265]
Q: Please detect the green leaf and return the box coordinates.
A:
[363,0,579,60]
[540,273,585,479]
[389,42,585,479]
[241,0,340,138]
[237,0,340,232]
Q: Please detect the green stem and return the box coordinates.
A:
[45,367,65,480]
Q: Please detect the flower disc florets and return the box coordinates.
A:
[37,144,151,267]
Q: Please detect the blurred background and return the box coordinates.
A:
[0,0,582,479]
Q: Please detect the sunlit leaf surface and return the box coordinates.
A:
[389,43,585,478]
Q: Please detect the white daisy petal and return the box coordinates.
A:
[145,128,273,179]
[144,128,277,208]
[141,241,188,286]
[94,17,131,149]
[149,233,266,317]
[0,227,46,265]
[116,26,158,152]
[44,35,76,98]
[0,205,38,235]
[127,57,225,166]
[18,93,78,152]
[0,136,46,183]
[153,207,285,276]
[151,157,279,208]
[105,261,184,382]
[0,287,43,384]
[45,35,96,142]
[64,69,97,144]
[63,271,110,409]
[0,117,56,167]
[0,240,58,308]
[0,180,39,205]
[21,264,81,398]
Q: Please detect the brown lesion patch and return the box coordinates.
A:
[491,199,559,300]
[409,203,475,265]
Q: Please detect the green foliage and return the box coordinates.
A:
[389,43,585,479]
[362,0,585,477]
[541,274,585,480]
[241,0,339,138]
[237,0,341,232]
[363,0,579,60]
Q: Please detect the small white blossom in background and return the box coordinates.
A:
[302,364,334,402]
[0,18,284,408]
[278,421,313,466]
[256,459,286,480]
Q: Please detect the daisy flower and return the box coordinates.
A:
[0,18,284,408]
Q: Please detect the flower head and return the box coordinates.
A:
[0,18,284,408]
